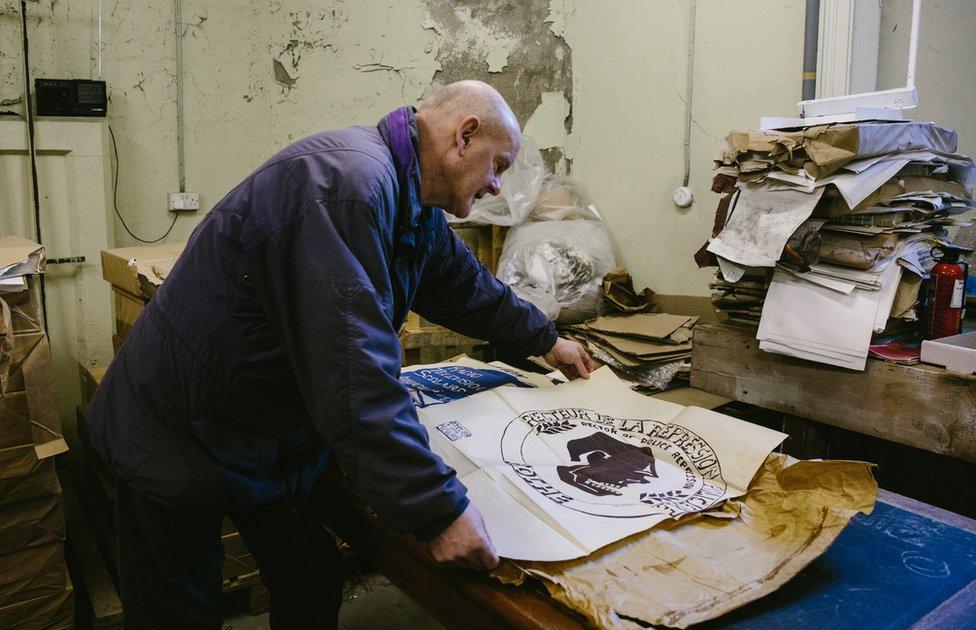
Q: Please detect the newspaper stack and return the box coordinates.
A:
[564,313,696,390]
[695,121,975,370]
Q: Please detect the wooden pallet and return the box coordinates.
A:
[399,318,492,366]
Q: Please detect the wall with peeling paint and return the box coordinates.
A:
[1,0,571,245]
[3,0,809,299]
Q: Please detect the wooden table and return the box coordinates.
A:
[317,468,587,630]
[318,469,976,629]
[690,322,976,463]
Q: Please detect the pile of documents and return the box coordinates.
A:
[698,121,975,370]
[401,357,877,628]
[563,313,696,390]
[709,273,770,323]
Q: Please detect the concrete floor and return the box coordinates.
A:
[223,571,444,630]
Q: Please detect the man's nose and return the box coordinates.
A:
[486,177,502,196]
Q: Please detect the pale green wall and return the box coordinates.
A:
[878,0,976,160]
[878,0,976,253]
[563,0,806,295]
[3,0,810,297]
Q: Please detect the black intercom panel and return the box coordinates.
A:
[35,79,107,117]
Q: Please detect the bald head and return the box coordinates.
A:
[419,80,519,138]
[414,80,521,219]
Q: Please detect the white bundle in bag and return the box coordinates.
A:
[497,220,616,324]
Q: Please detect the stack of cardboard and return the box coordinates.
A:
[565,313,697,390]
[696,121,975,370]
[99,242,184,353]
[709,273,770,323]
[0,237,73,629]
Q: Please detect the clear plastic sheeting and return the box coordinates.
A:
[497,220,616,324]
[528,176,604,222]
[449,135,547,226]
[512,285,561,321]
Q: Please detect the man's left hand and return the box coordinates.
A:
[543,337,595,380]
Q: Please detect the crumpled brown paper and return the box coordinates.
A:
[494,453,877,629]
[602,268,656,314]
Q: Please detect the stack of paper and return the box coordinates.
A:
[709,273,770,324]
[698,120,975,370]
[0,237,44,294]
[564,313,697,390]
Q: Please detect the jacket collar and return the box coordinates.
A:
[378,106,427,255]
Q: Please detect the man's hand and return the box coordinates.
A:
[543,337,596,380]
[430,503,500,570]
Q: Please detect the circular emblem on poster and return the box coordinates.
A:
[500,408,727,519]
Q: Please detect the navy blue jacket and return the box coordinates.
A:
[88,108,557,537]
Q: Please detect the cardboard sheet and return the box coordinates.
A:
[583,313,694,342]
[405,360,785,561]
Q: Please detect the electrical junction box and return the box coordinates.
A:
[168,192,200,212]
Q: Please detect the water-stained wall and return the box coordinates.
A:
[3,1,824,295]
[1,0,574,244]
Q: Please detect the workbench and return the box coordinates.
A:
[319,469,976,628]
[690,322,976,463]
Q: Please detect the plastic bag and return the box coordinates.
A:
[512,285,561,321]
[497,220,616,324]
[449,135,547,226]
[528,175,603,222]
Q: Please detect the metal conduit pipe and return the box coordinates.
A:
[802,0,820,100]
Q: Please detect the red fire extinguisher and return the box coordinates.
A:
[923,244,972,340]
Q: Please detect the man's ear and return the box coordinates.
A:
[455,115,481,156]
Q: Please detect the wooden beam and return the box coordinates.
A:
[691,322,976,462]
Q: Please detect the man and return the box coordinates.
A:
[88,80,593,629]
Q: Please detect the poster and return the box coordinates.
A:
[402,359,786,561]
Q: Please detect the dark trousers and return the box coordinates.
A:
[115,480,344,630]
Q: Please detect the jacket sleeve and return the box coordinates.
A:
[246,198,468,536]
[412,217,558,359]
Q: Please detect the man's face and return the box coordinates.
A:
[443,124,519,219]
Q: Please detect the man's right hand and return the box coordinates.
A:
[429,503,500,570]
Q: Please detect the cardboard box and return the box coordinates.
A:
[0,541,66,599]
[920,330,976,375]
[113,287,146,339]
[0,278,41,336]
[81,362,107,404]
[0,331,45,394]
[0,459,59,506]
[100,242,185,298]
[0,335,68,478]
[0,493,65,555]
[0,565,72,630]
